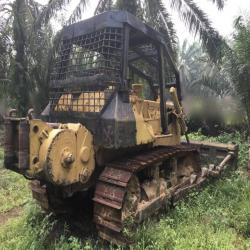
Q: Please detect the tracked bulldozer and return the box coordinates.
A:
[4,11,238,245]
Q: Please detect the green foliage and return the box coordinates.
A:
[0,0,55,114]
[0,6,13,102]
[53,236,95,250]
[179,40,233,98]
[115,0,140,16]
[0,147,30,212]
[209,0,225,10]
[225,16,250,131]
[0,0,89,114]
[131,132,250,250]
[170,0,225,62]
[0,205,55,250]
[0,168,30,213]
[0,147,4,162]
[36,0,89,27]
[0,203,99,250]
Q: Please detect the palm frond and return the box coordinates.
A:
[115,0,140,16]
[144,0,177,59]
[67,0,89,24]
[156,0,178,49]
[233,16,243,29]
[179,40,233,98]
[209,0,225,10]
[0,3,12,15]
[169,0,225,62]
[35,0,71,27]
[157,0,177,43]
[224,20,250,124]
[27,0,41,17]
[94,0,113,15]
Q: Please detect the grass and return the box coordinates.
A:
[0,132,249,249]
[132,174,250,250]
[0,147,30,213]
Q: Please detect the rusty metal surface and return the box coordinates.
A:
[30,180,49,210]
[108,145,196,173]
[4,119,14,156]
[4,117,28,171]
[98,167,132,187]
[183,141,238,169]
[93,144,199,245]
[18,120,30,170]
[4,118,15,163]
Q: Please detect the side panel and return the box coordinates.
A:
[99,92,137,148]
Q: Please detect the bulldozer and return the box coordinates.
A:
[4,11,238,245]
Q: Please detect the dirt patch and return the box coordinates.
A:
[0,206,23,226]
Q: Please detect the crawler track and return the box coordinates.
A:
[93,145,201,245]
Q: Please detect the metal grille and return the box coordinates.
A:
[50,88,114,113]
[49,27,122,113]
[128,42,177,101]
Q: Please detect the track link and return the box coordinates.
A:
[93,145,200,245]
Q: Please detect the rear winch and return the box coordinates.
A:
[4,115,95,186]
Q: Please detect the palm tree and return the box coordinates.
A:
[0,13,13,113]
[95,0,226,62]
[35,0,89,27]
[0,0,89,114]
[226,16,250,132]
[0,12,12,95]
[178,40,233,98]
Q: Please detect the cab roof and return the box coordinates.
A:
[62,10,166,46]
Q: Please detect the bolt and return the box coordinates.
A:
[61,150,75,168]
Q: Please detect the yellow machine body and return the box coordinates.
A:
[28,121,95,186]
[21,86,183,186]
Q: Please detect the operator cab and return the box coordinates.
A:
[45,11,181,148]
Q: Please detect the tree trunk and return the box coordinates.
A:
[12,0,29,116]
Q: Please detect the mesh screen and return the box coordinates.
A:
[49,27,122,113]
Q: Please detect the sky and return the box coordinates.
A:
[172,0,250,42]
[37,0,250,43]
